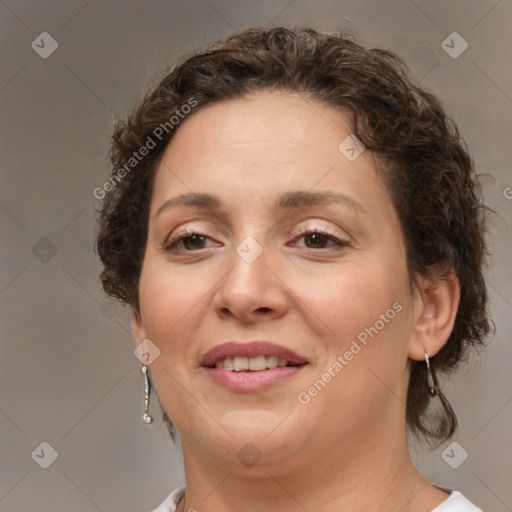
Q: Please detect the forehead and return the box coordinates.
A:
[163,90,355,160]
[151,91,384,200]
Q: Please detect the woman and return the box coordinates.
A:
[96,26,491,511]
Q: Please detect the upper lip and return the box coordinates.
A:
[200,341,309,367]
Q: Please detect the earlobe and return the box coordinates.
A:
[407,266,461,361]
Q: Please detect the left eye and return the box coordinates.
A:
[294,229,348,250]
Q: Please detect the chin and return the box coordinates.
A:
[216,408,294,438]
[191,410,309,465]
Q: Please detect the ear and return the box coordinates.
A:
[407,264,460,361]
[131,307,147,346]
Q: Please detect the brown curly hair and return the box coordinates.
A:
[95,26,493,446]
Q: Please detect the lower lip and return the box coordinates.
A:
[203,366,306,392]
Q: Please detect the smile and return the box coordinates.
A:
[212,355,306,372]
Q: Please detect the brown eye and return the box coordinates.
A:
[181,234,207,250]
[304,232,330,249]
[295,229,349,251]
[165,231,212,252]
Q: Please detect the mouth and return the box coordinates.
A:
[200,341,309,391]
[200,340,309,369]
[207,355,307,372]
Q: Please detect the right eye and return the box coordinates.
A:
[164,230,216,252]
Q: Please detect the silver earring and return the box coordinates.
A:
[141,365,154,424]
[424,351,437,397]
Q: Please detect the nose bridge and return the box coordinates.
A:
[227,234,269,298]
[214,232,287,320]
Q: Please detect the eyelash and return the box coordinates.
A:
[164,226,349,252]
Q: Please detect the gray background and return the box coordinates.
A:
[1,1,511,511]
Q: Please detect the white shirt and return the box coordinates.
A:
[150,485,484,511]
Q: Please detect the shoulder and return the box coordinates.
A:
[431,490,484,512]
[149,485,186,512]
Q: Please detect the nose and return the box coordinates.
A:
[212,239,289,324]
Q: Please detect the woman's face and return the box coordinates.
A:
[132,91,422,471]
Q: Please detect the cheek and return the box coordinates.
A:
[137,265,204,421]
[296,270,411,436]
[138,261,204,336]
[137,263,209,396]
[296,257,412,393]
[293,261,402,339]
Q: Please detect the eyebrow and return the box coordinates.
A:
[155,190,367,217]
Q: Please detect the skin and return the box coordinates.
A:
[132,90,460,512]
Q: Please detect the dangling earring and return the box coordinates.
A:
[424,351,437,397]
[141,365,154,424]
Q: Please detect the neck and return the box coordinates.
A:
[176,421,439,512]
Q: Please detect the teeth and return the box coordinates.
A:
[267,356,278,368]
[214,355,297,372]
[249,355,267,371]
[233,357,249,371]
